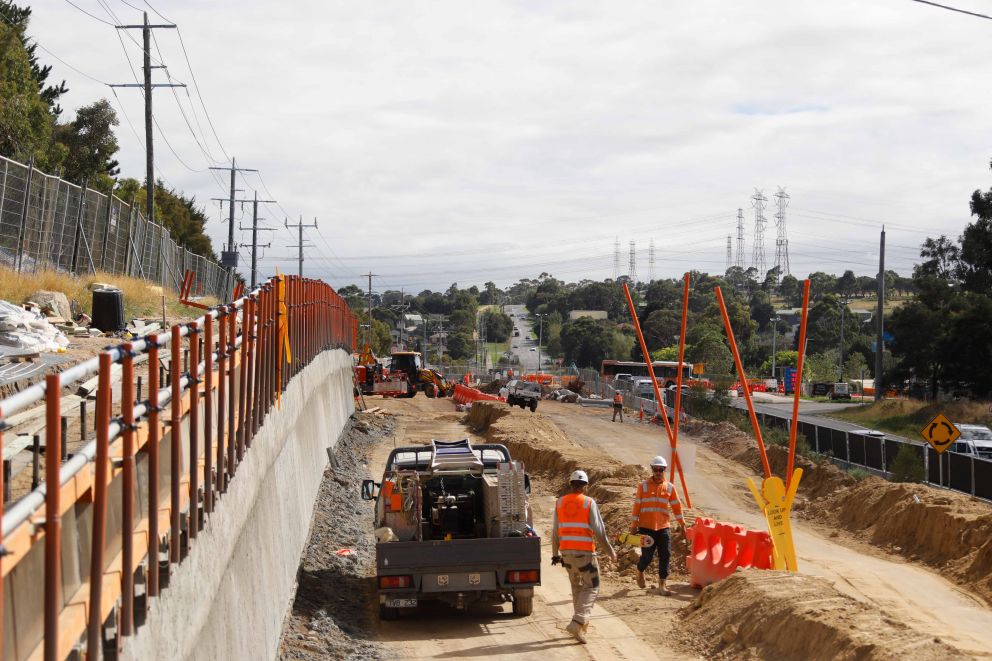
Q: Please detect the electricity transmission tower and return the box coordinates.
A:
[648,239,656,282]
[735,208,746,270]
[613,237,621,281]
[773,187,791,281]
[628,240,637,284]
[751,190,768,277]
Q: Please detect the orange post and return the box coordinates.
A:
[787,279,812,488]
[169,324,182,563]
[44,374,61,661]
[216,307,226,494]
[147,334,160,598]
[188,322,200,540]
[621,283,691,507]
[203,314,213,513]
[227,304,237,477]
[673,273,690,446]
[714,287,772,479]
[88,354,112,656]
[120,344,135,636]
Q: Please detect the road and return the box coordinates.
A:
[367,396,992,658]
[731,391,922,445]
[505,304,548,373]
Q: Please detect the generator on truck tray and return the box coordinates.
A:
[361,439,540,619]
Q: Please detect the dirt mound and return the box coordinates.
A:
[686,418,992,606]
[476,406,689,579]
[677,571,963,660]
[464,401,510,432]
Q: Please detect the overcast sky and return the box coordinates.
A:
[28,0,992,292]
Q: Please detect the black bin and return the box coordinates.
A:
[91,288,125,332]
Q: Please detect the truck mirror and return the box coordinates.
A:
[361,479,379,501]
[524,473,531,495]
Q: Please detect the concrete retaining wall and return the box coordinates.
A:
[123,349,354,661]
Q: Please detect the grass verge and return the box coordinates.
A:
[830,398,992,438]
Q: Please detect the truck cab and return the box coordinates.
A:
[362,440,540,619]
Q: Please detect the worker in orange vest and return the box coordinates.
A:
[629,455,684,595]
[551,470,617,643]
[611,391,624,422]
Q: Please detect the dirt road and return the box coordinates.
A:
[293,395,992,659]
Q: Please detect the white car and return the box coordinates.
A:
[528,347,536,352]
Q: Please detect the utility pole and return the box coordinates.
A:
[362,272,378,348]
[837,300,848,381]
[874,227,886,401]
[771,315,780,382]
[111,13,182,233]
[285,216,317,277]
[209,159,258,271]
[237,192,276,289]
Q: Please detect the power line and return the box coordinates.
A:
[62,0,116,26]
[909,0,992,21]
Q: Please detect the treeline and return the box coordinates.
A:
[0,2,216,260]
[337,281,513,361]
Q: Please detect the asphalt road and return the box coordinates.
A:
[730,392,921,445]
[504,304,548,373]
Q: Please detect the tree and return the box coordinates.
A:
[778,274,803,307]
[642,308,680,349]
[0,2,68,117]
[836,270,857,299]
[686,330,732,376]
[0,19,60,166]
[55,99,120,187]
[446,331,472,360]
[481,309,512,342]
[560,317,631,368]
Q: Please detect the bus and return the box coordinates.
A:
[600,360,694,388]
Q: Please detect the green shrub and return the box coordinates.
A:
[889,445,925,483]
[847,467,871,482]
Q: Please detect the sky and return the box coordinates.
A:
[26,0,992,293]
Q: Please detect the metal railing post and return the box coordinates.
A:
[203,315,214,513]
[87,353,112,657]
[226,305,237,477]
[188,322,201,540]
[216,307,226,494]
[147,334,160,597]
[120,343,135,636]
[170,325,182,562]
[15,155,35,272]
[237,297,251,461]
[44,373,62,661]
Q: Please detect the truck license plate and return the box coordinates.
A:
[469,573,481,585]
[385,598,417,608]
[437,574,449,586]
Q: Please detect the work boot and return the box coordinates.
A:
[566,620,587,644]
[636,570,646,589]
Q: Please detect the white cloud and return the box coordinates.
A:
[27,0,992,290]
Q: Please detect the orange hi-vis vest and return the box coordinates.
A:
[382,480,402,512]
[631,479,684,530]
[556,493,595,552]
[613,392,623,405]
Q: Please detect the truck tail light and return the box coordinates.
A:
[507,569,539,584]
[379,575,413,589]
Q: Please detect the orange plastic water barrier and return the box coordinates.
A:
[452,384,503,404]
[685,517,774,588]
[0,275,357,661]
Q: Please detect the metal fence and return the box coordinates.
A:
[757,411,992,501]
[0,154,230,298]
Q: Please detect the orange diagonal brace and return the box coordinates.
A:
[622,283,692,508]
[672,272,689,450]
[787,279,812,488]
[714,286,771,479]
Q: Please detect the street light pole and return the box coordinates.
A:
[838,300,848,381]
[537,314,546,373]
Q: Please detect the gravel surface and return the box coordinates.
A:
[278,412,393,660]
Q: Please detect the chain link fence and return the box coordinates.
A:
[0,154,231,298]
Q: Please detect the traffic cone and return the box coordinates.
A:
[639,402,644,422]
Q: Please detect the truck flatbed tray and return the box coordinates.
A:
[377,536,541,572]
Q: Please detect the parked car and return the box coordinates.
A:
[951,424,992,459]
[528,347,536,352]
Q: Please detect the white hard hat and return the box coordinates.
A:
[569,470,589,484]
[650,455,668,469]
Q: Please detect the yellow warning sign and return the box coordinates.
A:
[920,413,960,453]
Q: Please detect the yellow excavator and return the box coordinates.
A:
[389,351,454,398]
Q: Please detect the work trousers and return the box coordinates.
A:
[636,527,672,580]
[560,552,600,625]
[612,404,623,422]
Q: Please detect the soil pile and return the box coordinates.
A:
[685,418,992,606]
[677,571,963,660]
[278,412,392,660]
[476,403,690,579]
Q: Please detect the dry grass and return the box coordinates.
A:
[0,266,217,321]
[831,398,992,438]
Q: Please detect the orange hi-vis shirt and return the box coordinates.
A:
[613,392,623,405]
[555,493,595,552]
[631,479,684,530]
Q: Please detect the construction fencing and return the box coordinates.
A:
[0,275,357,661]
[0,154,231,299]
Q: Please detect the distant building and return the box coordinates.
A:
[568,310,608,321]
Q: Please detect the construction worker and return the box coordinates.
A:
[552,470,618,644]
[629,455,684,595]
[612,390,624,422]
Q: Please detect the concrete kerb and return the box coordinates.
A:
[122,349,355,661]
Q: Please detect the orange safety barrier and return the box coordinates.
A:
[452,384,504,405]
[685,517,774,588]
[0,275,357,661]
